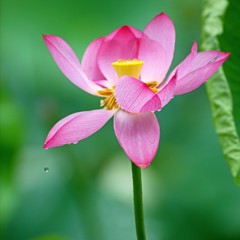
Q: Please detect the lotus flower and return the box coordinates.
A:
[43,13,230,168]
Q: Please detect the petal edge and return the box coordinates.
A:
[43,35,101,95]
[44,109,114,148]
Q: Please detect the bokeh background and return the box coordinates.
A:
[1,0,240,239]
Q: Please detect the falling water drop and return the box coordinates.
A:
[44,167,49,172]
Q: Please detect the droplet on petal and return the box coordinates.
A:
[207,56,218,64]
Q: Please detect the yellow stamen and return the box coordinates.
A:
[100,95,119,110]
[98,86,119,110]
[146,81,159,93]
[112,58,144,79]
[97,87,115,97]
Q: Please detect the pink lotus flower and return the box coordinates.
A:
[43,13,230,168]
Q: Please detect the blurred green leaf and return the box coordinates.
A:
[202,0,240,184]
[0,84,24,235]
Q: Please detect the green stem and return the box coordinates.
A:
[131,162,147,240]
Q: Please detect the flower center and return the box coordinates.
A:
[98,59,145,110]
[112,58,144,79]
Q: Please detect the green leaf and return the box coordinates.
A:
[201,0,240,185]
[219,0,240,137]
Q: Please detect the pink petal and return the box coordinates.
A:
[43,35,101,95]
[43,109,114,149]
[107,25,142,39]
[114,110,160,168]
[138,35,168,83]
[144,12,176,74]
[95,79,113,89]
[174,50,230,95]
[115,76,161,113]
[167,41,198,82]
[81,37,106,82]
[97,26,139,84]
[158,72,177,108]
[140,95,162,113]
[128,26,143,38]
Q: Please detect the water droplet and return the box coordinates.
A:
[73,142,78,144]
[207,56,218,65]
[45,148,49,150]
[44,167,49,172]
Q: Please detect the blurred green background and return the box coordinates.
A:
[1,0,240,239]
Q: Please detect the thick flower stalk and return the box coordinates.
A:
[43,13,230,169]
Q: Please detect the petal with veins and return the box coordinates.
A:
[140,95,162,113]
[43,35,101,95]
[115,76,161,113]
[144,12,175,74]
[43,109,115,149]
[138,35,168,83]
[114,110,160,168]
[174,50,230,95]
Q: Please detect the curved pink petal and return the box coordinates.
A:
[115,76,161,113]
[138,35,168,83]
[140,95,162,113]
[114,110,160,168]
[144,12,176,73]
[191,50,228,71]
[158,72,177,108]
[128,26,143,38]
[81,37,106,82]
[169,42,228,81]
[97,26,139,84]
[174,51,230,95]
[106,25,142,40]
[43,109,115,149]
[95,79,113,89]
[43,35,101,95]
[167,41,198,82]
